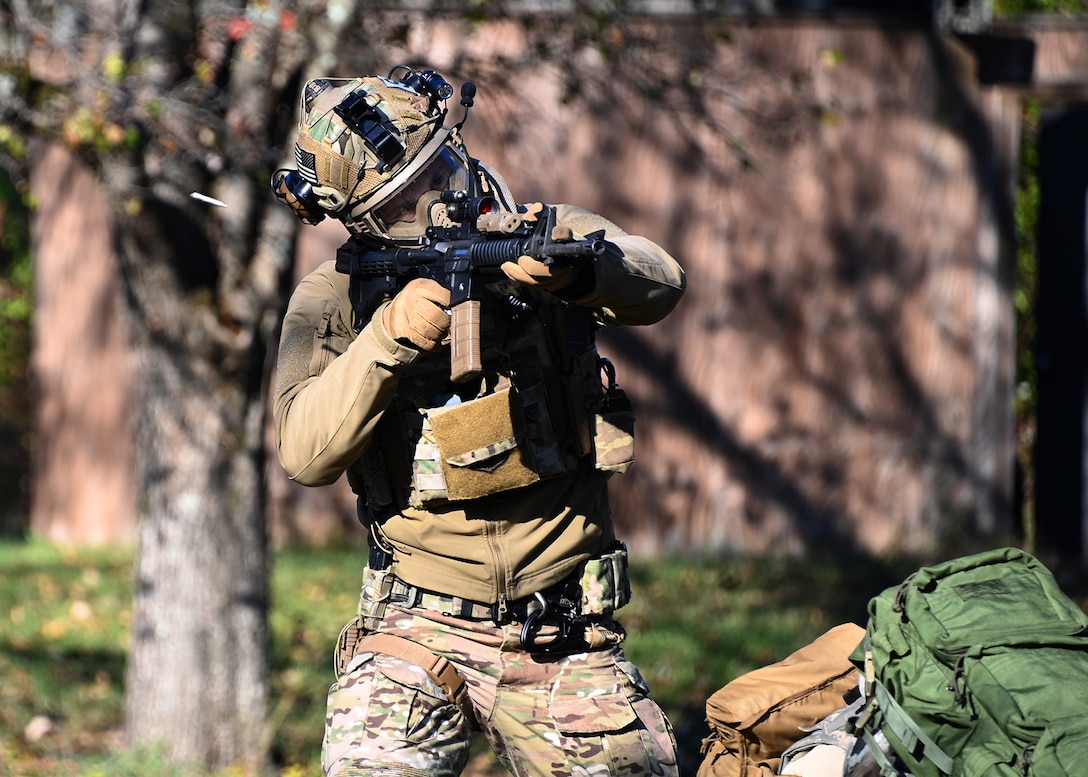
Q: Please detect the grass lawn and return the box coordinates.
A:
[0,537,930,776]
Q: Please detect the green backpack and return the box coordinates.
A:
[849,547,1088,777]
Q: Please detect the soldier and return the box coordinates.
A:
[271,67,686,777]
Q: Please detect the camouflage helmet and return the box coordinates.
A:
[272,69,476,246]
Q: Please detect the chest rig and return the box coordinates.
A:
[346,278,632,523]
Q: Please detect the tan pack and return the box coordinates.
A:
[697,623,864,777]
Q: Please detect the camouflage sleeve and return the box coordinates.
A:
[553,204,686,326]
[272,261,421,486]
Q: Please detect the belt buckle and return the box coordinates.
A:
[390,578,422,609]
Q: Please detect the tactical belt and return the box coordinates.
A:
[388,575,573,625]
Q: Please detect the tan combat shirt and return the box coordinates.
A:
[273,204,685,605]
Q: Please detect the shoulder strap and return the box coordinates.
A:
[865,680,954,776]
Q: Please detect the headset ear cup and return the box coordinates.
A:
[271,168,327,225]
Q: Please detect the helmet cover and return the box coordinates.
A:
[296,76,437,202]
[273,72,483,245]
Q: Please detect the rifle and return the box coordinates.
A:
[335,193,606,383]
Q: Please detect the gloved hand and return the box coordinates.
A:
[501,203,580,292]
[501,254,580,292]
[382,278,452,351]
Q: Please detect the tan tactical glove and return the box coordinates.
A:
[501,254,581,292]
[382,278,452,352]
[500,202,581,292]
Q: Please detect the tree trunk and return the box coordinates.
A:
[110,133,280,772]
[101,2,303,769]
[123,380,270,769]
[5,0,360,766]
[122,337,269,768]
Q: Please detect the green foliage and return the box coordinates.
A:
[0,124,29,160]
[0,168,32,534]
[989,0,1088,542]
[0,538,131,777]
[74,745,221,777]
[266,548,361,771]
[1013,99,1042,548]
[0,541,923,777]
[994,0,1088,14]
[0,169,31,394]
[625,555,895,710]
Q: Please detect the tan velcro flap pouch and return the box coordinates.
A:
[426,387,540,501]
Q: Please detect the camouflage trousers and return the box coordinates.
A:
[322,603,679,777]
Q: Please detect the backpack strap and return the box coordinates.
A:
[864,680,954,776]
